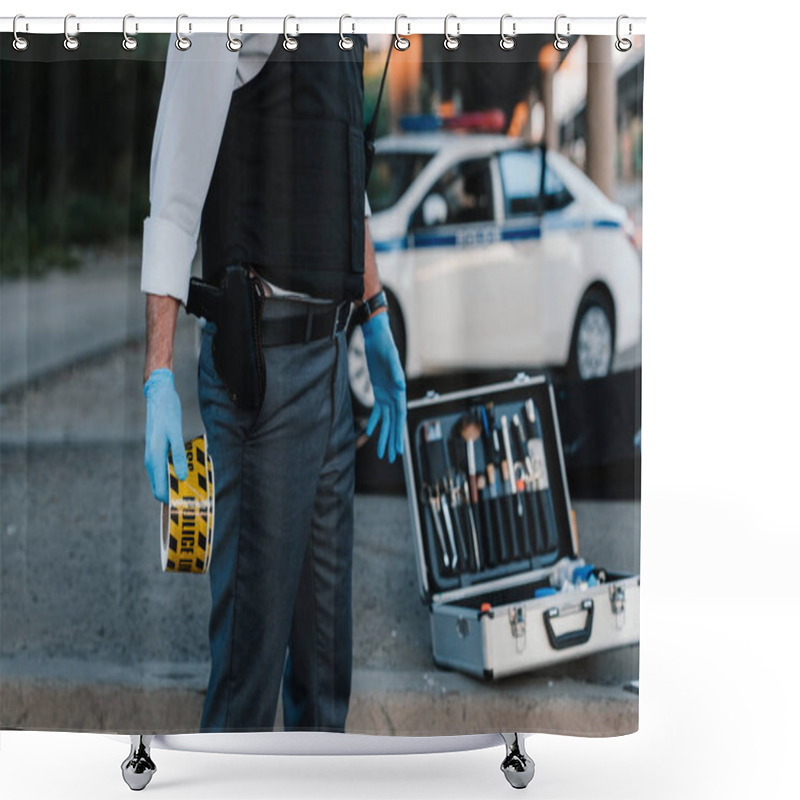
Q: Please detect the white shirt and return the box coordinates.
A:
[141,33,370,305]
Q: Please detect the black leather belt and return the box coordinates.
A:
[260,300,351,347]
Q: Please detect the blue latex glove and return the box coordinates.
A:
[144,368,188,504]
[363,310,407,463]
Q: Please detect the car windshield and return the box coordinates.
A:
[368,151,433,213]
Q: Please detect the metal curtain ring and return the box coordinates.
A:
[615,15,632,51]
[283,15,299,51]
[63,13,79,51]
[227,15,242,52]
[175,14,192,51]
[12,14,29,51]
[394,14,411,51]
[444,14,460,51]
[500,14,516,50]
[339,14,354,50]
[554,14,570,51]
[122,14,138,51]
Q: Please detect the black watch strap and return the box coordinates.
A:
[354,289,388,326]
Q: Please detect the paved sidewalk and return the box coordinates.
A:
[0,244,146,394]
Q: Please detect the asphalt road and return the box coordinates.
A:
[0,257,639,736]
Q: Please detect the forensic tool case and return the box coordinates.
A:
[402,374,640,679]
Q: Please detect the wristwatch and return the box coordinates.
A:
[353,289,388,326]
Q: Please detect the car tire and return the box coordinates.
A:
[566,288,615,380]
[347,291,407,425]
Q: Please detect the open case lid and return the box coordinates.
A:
[402,374,577,606]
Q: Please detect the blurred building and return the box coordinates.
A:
[364,33,643,237]
[556,37,644,183]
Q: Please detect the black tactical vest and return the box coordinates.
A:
[200,35,366,301]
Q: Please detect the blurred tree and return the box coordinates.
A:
[1,33,168,277]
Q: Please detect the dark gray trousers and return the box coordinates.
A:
[197,306,355,733]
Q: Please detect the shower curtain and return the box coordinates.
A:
[0,23,643,740]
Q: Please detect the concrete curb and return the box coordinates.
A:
[1,669,637,737]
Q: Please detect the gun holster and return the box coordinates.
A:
[186,266,266,410]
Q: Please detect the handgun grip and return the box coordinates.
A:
[186,277,224,322]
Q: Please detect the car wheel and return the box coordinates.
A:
[347,293,407,423]
[567,289,615,380]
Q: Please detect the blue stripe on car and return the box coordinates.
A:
[413,233,458,248]
[373,237,407,253]
[373,218,619,251]
[501,227,542,242]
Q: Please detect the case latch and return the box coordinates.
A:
[610,585,626,629]
[508,606,526,653]
[424,389,440,400]
[513,372,531,384]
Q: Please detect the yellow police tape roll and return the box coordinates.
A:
[160,434,215,574]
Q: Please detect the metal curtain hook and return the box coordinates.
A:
[394,14,411,51]
[615,15,632,51]
[554,14,570,51]
[444,14,460,51]
[175,14,192,51]
[64,13,79,51]
[339,14,354,50]
[227,15,242,52]
[500,14,516,50]
[122,14,138,51]
[283,15,299,51]
[12,14,29,51]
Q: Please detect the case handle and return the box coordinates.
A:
[543,599,594,650]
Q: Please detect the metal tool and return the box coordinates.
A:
[501,415,523,518]
[476,473,496,566]
[459,415,481,504]
[490,422,515,561]
[458,414,483,570]
[512,414,536,482]
[426,484,450,570]
[439,481,459,571]
[524,398,540,465]
[512,413,543,555]
[482,405,510,563]
[522,402,560,552]
[448,472,470,570]
[458,472,482,570]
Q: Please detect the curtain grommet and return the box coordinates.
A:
[226,15,243,52]
[63,13,80,51]
[394,14,411,51]
[339,14,355,50]
[500,14,516,51]
[122,14,138,51]
[554,14,570,51]
[615,15,633,52]
[175,13,192,51]
[283,15,299,51]
[13,14,29,51]
[444,14,460,51]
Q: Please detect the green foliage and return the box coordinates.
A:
[1,35,168,278]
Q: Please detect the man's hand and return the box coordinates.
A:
[143,294,184,503]
[144,369,188,503]
[362,311,407,463]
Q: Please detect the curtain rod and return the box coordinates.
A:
[1,15,646,37]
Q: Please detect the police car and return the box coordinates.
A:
[349,129,641,412]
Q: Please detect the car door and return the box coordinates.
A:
[494,147,580,366]
[408,156,506,371]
